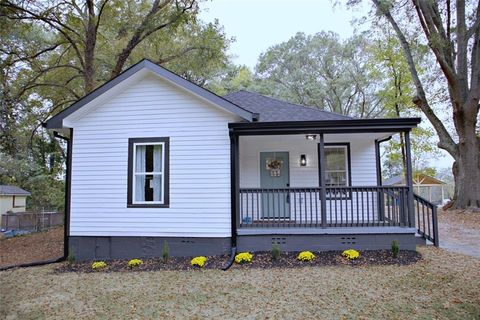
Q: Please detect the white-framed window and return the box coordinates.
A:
[324,144,350,187]
[128,137,169,207]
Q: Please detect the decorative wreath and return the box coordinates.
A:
[266,159,282,170]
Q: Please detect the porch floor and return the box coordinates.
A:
[237,226,416,235]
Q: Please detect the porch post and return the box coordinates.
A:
[229,131,239,247]
[404,130,415,228]
[375,139,385,220]
[318,133,327,228]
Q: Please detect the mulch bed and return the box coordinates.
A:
[55,255,230,273]
[229,250,421,269]
[55,250,421,273]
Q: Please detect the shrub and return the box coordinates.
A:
[272,243,281,261]
[391,240,399,258]
[235,252,253,264]
[342,249,360,260]
[66,248,75,264]
[128,259,143,268]
[91,261,107,270]
[191,256,208,268]
[162,241,170,263]
[297,251,315,261]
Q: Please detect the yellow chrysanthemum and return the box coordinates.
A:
[342,249,360,260]
[128,259,143,268]
[235,252,253,264]
[91,261,107,270]
[297,251,315,261]
[191,256,208,268]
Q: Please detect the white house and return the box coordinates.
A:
[0,185,30,215]
[44,60,438,261]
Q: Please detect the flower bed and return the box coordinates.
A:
[55,250,421,273]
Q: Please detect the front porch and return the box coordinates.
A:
[229,119,438,250]
[238,186,410,229]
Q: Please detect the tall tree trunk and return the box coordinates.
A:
[453,119,480,208]
[83,0,97,94]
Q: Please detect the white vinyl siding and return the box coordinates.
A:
[69,74,240,237]
[239,134,377,188]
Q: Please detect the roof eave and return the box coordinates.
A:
[229,118,421,134]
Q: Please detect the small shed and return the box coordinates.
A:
[0,185,30,215]
[383,173,447,205]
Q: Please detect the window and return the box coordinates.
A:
[324,144,350,187]
[128,138,169,207]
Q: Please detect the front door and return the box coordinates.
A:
[260,152,290,219]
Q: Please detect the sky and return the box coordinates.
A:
[199,0,368,69]
[198,0,454,171]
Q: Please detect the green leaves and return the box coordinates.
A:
[253,31,387,118]
[0,0,231,211]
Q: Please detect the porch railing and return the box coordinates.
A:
[414,194,439,246]
[238,186,410,228]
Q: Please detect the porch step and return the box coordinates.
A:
[415,234,427,246]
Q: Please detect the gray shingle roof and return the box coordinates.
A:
[383,176,404,186]
[223,90,354,122]
[0,185,31,196]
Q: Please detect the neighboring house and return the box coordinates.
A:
[0,185,30,215]
[44,59,438,261]
[384,173,448,205]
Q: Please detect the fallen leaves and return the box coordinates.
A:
[0,247,479,319]
[0,227,63,267]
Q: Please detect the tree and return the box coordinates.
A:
[0,0,231,210]
[207,64,256,95]
[358,0,480,209]
[368,27,439,177]
[254,31,387,118]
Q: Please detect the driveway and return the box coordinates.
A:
[437,209,480,258]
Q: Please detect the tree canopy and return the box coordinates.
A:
[0,0,231,210]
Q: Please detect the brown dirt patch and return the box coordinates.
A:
[0,227,63,268]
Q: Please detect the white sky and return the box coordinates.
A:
[199,0,454,170]
[199,0,368,69]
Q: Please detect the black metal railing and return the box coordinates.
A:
[414,193,439,246]
[238,186,409,229]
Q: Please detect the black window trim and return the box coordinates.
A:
[319,142,352,200]
[127,137,170,208]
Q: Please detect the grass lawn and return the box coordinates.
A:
[1,247,479,319]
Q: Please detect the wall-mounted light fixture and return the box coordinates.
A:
[305,134,317,140]
[300,154,307,166]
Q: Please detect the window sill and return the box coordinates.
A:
[127,203,170,208]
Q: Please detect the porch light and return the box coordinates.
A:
[300,154,307,166]
[305,134,317,140]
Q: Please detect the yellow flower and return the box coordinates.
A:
[128,259,143,268]
[91,261,107,270]
[235,252,253,264]
[342,249,360,260]
[191,256,208,268]
[297,251,315,261]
